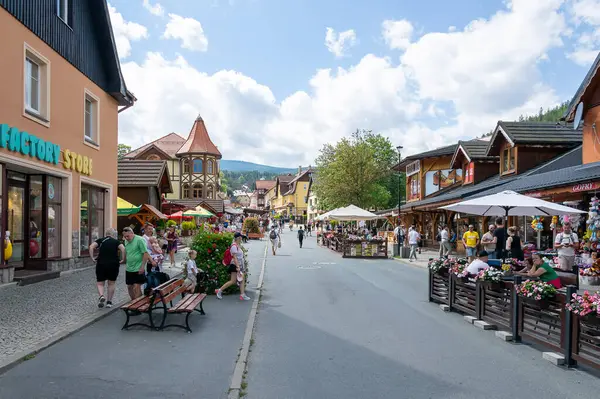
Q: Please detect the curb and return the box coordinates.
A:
[392,257,428,269]
[0,298,127,375]
[228,240,268,399]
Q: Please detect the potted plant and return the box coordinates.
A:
[451,258,469,281]
[181,221,195,237]
[566,291,600,326]
[428,258,448,275]
[515,280,557,309]
[476,268,505,290]
[243,217,262,240]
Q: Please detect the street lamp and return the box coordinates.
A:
[396,145,403,256]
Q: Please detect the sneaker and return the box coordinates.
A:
[240,294,251,301]
[216,289,223,299]
[106,301,113,308]
[98,296,105,308]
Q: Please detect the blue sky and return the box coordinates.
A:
[110,0,600,167]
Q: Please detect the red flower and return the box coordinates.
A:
[212,243,217,249]
[207,249,212,254]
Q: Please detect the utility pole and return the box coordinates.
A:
[397,145,403,256]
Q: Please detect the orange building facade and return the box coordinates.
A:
[0,2,135,281]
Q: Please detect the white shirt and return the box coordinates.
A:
[482,232,495,251]
[408,230,420,245]
[555,231,579,257]
[186,259,198,277]
[440,229,449,242]
[230,243,245,269]
[466,259,489,275]
[394,226,400,237]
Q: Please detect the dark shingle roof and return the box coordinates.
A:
[118,160,171,191]
[394,144,458,170]
[403,145,583,210]
[165,198,225,213]
[451,139,498,167]
[564,52,600,121]
[487,122,582,156]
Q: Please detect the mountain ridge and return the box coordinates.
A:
[220,159,297,173]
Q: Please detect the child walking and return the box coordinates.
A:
[184,250,199,293]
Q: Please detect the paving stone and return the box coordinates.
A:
[495,331,513,341]
[464,315,477,324]
[473,320,497,330]
[542,352,565,366]
[439,304,450,312]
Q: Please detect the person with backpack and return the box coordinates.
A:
[554,222,579,271]
[297,226,305,248]
[269,225,280,255]
[216,232,251,301]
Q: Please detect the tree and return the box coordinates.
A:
[117,144,131,159]
[313,129,399,210]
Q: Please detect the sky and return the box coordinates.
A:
[111,0,600,168]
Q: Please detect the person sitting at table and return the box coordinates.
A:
[520,252,562,289]
[514,257,534,276]
[466,250,490,275]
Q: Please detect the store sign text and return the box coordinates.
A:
[0,124,92,176]
[0,124,61,165]
[572,182,598,193]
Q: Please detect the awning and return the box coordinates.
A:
[184,206,215,218]
[117,197,141,216]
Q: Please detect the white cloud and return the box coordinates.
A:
[117,1,570,164]
[143,0,164,16]
[324,28,357,58]
[382,19,414,50]
[568,0,600,66]
[163,14,209,52]
[108,4,148,59]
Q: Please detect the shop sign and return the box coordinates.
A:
[0,124,92,176]
[0,124,61,165]
[572,182,598,193]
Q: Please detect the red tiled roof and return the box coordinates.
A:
[256,180,276,190]
[124,132,186,159]
[176,115,222,158]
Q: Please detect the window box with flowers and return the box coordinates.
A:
[566,291,600,326]
[516,280,557,310]
[475,268,505,290]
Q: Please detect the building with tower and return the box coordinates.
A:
[123,115,224,214]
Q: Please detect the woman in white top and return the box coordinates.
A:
[216,233,251,301]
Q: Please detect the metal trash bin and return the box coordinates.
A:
[393,245,410,258]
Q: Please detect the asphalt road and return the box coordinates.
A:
[0,240,265,399]
[245,233,600,399]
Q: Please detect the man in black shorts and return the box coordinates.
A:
[89,228,125,308]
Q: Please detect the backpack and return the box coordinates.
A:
[269,230,277,240]
[222,245,234,266]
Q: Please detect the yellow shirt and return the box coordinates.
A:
[463,231,479,248]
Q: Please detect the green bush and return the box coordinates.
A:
[191,231,249,294]
[181,221,196,231]
[166,220,177,227]
[243,217,261,234]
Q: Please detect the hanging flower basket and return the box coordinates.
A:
[581,313,600,327]
[523,297,551,310]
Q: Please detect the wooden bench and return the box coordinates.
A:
[121,278,207,332]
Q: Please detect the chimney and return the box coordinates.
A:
[298,165,302,175]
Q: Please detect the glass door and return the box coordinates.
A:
[7,182,25,267]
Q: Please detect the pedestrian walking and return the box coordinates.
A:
[408,227,420,261]
[89,228,125,309]
[269,225,280,255]
[306,223,312,236]
[216,232,251,301]
[439,225,451,258]
[554,222,579,271]
[122,227,156,302]
[297,226,305,248]
[165,225,178,267]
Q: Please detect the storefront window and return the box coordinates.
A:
[29,176,43,259]
[47,176,62,258]
[80,185,104,255]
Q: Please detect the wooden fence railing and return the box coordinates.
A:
[428,269,600,371]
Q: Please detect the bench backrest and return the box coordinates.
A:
[153,278,188,304]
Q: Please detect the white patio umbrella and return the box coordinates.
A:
[440,190,586,217]
[440,190,586,258]
[328,204,380,221]
[316,208,338,221]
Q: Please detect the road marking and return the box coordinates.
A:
[298,265,322,270]
[313,262,336,265]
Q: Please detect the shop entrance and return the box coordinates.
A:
[7,176,25,267]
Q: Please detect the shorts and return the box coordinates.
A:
[125,271,147,286]
[184,274,197,288]
[96,263,119,282]
[558,255,575,271]
[466,247,477,257]
[227,263,238,274]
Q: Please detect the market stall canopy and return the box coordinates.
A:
[315,208,339,221]
[129,204,167,225]
[440,190,586,216]
[328,205,380,221]
[117,197,141,216]
[225,206,243,215]
[184,206,214,218]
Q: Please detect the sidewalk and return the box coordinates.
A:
[0,239,265,398]
[0,246,189,371]
[393,248,440,269]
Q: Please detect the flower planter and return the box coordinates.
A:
[581,313,600,327]
[435,267,449,276]
[247,233,263,240]
[522,296,552,310]
[482,281,504,291]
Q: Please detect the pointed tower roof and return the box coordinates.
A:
[176,114,222,158]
